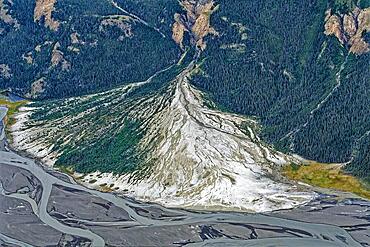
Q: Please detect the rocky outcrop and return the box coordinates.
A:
[34,0,60,31]
[172,0,219,50]
[68,32,97,52]
[324,12,346,44]
[0,64,11,79]
[172,14,186,49]
[99,16,134,41]
[25,77,46,98]
[67,32,81,53]
[51,42,70,71]
[220,43,246,53]
[22,52,33,64]
[70,32,79,44]
[343,13,357,37]
[33,41,53,53]
[220,17,249,41]
[0,0,19,29]
[324,7,370,55]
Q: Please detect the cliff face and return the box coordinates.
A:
[51,42,70,71]
[172,13,186,49]
[34,0,59,31]
[172,0,219,50]
[324,7,370,55]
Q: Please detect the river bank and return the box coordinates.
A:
[0,106,369,247]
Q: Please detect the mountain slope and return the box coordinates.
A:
[190,0,370,178]
[1,0,369,209]
[0,0,180,98]
[10,54,314,212]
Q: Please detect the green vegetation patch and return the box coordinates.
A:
[332,0,357,12]
[283,163,370,200]
[55,119,145,175]
[0,99,28,126]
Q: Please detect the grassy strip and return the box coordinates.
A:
[0,99,28,126]
[57,165,75,176]
[283,163,370,200]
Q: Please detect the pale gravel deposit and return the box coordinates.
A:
[10,63,315,212]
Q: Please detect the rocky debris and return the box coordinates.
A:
[172,0,219,50]
[231,22,248,40]
[220,43,246,53]
[283,69,294,81]
[99,16,134,41]
[22,52,33,65]
[34,0,60,31]
[172,14,186,49]
[67,46,80,53]
[0,64,11,79]
[325,12,346,43]
[68,32,96,51]
[25,77,46,98]
[69,32,90,45]
[70,32,80,44]
[35,45,42,52]
[15,63,313,212]
[0,0,19,29]
[324,7,370,55]
[34,41,53,53]
[221,17,249,41]
[67,32,82,53]
[343,13,357,37]
[51,42,70,71]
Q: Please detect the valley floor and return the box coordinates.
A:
[0,107,370,246]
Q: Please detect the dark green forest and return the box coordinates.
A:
[0,0,180,98]
[1,0,369,179]
[191,0,370,178]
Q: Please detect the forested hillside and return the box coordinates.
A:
[0,0,180,98]
[191,0,370,178]
[1,0,369,180]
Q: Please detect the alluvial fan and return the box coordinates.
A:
[10,59,315,212]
